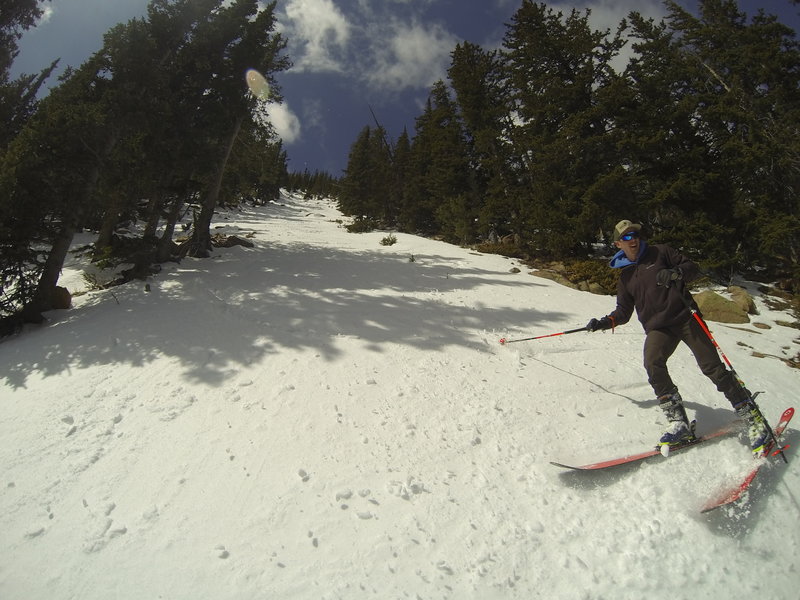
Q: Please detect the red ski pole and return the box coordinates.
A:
[499,326,588,345]
[676,288,787,461]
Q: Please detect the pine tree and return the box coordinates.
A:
[184,0,289,257]
[0,0,47,75]
[391,129,412,230]
[0,0,292,318]
[502,1,624,256]
[0,53,117,317]
[1,2,58,149]
[618,1,800,278]
[664,0,800,278]
[339,126,375,220]
[404,81,473,240]
[619,9,722,246]
[368,124,396,227]
[447,42,513,240]
[339,125,393,228]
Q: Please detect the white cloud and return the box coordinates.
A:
[362,20,458,92]
[540,0,669,72]
[278,0,459,93]
[560,1,669,36]
[355,0,436,9]
[269,102,302,144]
[301,98,325,132]
[574,0,666,34]
[280,0,351,73]
[586,0,669,71]
[275,0,670,98]
[38,6,55,25]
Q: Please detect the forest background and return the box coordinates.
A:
[337,0,800,290]
[1,0,799,330]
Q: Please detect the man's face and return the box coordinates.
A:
[615,230,640,261]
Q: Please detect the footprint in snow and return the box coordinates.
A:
[83,518,127,554]
[335,489,378,518]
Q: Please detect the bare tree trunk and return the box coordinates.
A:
[94,190,129,255]
[187,115,244,258]
[156,195,185,262]
[142,187,166,241]
[31,132,118,315]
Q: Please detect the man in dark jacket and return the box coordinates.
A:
[587,219,770,453]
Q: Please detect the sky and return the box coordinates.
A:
[10,0,800,175]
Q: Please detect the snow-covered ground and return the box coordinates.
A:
[1,192,798,599]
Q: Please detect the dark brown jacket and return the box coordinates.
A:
[608,243,700,333]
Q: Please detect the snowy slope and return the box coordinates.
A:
[1,192,798,600]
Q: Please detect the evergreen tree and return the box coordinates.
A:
[339,126,375,219]
[448,42,514,241]
[0,53,117,317]
[617,1,800,278]
[184,0,289,257]
[124,0,225,265]
[371,125,398,227]
[339,125,393,227]
[663,0,800,277]
[502,1,625,257]
[335,0,799,284]
[286,169,338,199]
[0,0,48,75]
[0,0,291,318]
[0,1,55,148]
[404,81,473,240]
[0,59,58,149]
[391,129,412,230]
[619,9,722,247]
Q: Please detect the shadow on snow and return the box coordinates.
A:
[1,239,568,389]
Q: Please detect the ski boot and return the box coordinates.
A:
[658,391,696,449]
[733,397,773,456]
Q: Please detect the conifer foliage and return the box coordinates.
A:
[0,0,290,321]
[339,0,800,287]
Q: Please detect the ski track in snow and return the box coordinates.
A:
[1,192,799,599]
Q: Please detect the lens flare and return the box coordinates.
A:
[245,69,270,100]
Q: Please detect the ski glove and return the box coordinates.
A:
[586,317,612,332]
[656,267,682,288]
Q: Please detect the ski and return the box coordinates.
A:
[550,420,741,471]
[700,407,794,513]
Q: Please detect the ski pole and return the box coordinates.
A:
[675,287,787,461]
[499,326,588,345]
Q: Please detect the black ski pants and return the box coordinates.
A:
[643,316,746,405]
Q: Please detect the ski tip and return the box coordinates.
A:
[550,461,580,470]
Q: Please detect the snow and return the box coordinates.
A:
[1,191,798,599]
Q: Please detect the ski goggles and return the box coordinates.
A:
[619,231,639,241]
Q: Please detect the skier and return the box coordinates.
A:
[586,219,771,453]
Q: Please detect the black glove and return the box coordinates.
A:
[587,317,612,332]
[656,268,682,288]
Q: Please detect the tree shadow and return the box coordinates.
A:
[0,238,567,389]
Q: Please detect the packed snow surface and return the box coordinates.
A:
[1,192,798,599]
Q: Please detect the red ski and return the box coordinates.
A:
[550,420,741,471]
[701,407,794,513]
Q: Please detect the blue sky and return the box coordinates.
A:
[10,0,800,175]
